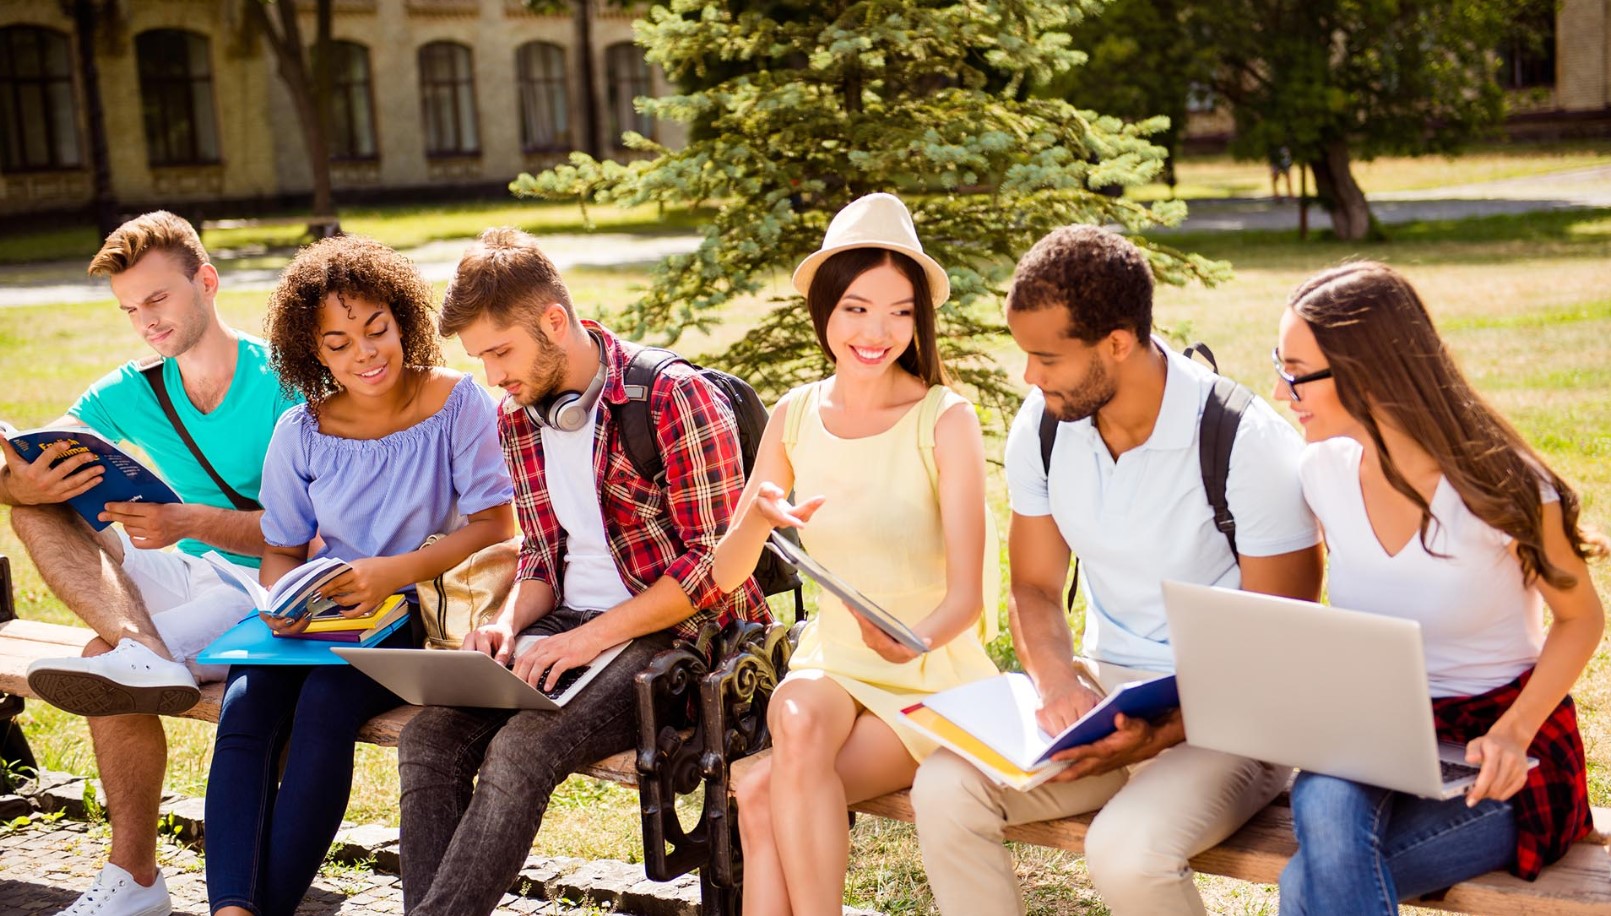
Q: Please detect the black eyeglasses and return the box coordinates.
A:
[1271,348,1333,401]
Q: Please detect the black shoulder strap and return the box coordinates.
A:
[1037,405,1080,610]
[1200,375,1252,559]
[139,361,261,512]
[609,346,684,486]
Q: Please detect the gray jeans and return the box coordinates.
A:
[397,608,674,915]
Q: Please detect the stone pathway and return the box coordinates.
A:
[0,819,694,915]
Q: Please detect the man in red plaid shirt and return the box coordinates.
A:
[397,227,766,915]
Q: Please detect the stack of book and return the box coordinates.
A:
[277,594,410,646]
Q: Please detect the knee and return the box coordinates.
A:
[1084,807,1183,891]
[1288,773,1380,854]
[766,700,834,762]
[910,750,1004,838]
[398,707,461,770]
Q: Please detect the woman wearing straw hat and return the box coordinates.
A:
[712,193,1001,914]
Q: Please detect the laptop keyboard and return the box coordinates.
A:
[537,665,589,700]
[1440,759,1481,783]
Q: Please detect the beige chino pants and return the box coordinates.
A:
[910,658,1289,916]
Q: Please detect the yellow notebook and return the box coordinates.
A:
[302,594,407,634]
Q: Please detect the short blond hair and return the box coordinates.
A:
[439,226,572,337]
[87,210,209,279]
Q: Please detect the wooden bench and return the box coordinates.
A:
[0,617,640,786]
[731,751,1611,915]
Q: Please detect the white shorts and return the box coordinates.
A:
[114,530,254,682]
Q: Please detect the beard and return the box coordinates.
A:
[1042,355,1116,423]
[509,332,570,407]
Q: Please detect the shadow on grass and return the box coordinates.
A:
[1153,206,1611,268]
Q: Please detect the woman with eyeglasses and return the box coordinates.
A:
[1271,261,1605,914]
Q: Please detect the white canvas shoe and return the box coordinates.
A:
[27,638,200,716]
[56,863,171,916]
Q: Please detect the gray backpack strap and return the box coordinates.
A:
[1199,375,1252,558]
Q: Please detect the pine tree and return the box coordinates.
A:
[513,0,1227,417]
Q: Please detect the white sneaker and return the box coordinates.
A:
[28,639,200,716]
[57,863,171,916]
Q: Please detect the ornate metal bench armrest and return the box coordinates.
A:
[698,620,796,900]
[635,621,717,884]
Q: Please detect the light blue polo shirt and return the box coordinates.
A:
[1005,339,1319,672]
[68,334,301,567]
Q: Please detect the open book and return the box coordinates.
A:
[1,421,179,530]
[900,672,1180,790]
[202,550,349,622]
[764,532,928,654]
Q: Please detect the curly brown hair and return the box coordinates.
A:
[265,235,442,413]
[1006,225,1154,343]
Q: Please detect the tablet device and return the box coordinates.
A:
[765,532,929,654]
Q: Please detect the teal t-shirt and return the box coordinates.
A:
[69,335,301,567]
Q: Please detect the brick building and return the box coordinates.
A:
[0,0,684,218]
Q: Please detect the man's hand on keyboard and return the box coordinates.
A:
[512,626,605,693]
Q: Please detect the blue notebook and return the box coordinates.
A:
[196,612,409,666]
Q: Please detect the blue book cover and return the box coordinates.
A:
[196,610,409,666]
[1035,674,1180,764]
[2,424,179,530]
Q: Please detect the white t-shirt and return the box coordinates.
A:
[1005,339,1320,672]
[1300,438,1547,697]
[540,409,634,612]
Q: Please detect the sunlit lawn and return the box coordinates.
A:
[2,204,1608,914]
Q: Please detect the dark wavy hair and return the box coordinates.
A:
[1290,261,1607,588]
[265,235,442,414]
[1006,224,1153,343]
[806,247,948,387]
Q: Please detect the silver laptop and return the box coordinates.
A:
[1160,581,1528,800]
[334,635,630,711]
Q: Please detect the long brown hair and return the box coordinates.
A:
[806,247,948,387]
[1290,261,1606,588]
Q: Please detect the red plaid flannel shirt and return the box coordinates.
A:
[498,322,767,641]
[1431,667,1592,880]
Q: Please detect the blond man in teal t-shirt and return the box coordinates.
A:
[0,211,298,916]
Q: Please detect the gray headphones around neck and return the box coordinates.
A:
[525,333,607,433]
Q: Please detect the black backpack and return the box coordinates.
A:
[1038,342,1253,608]
[608,347,804,618]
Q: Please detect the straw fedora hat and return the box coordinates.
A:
[791,193,950,305]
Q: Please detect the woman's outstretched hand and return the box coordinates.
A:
[753,481,825,530]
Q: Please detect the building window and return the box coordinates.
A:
[324,40,378,159]
[419,41,479,156]
[604,42,654,148]
[136,30,221,167]
[0,26,82,171]
[1499,14,1556,90]
[516,41,568,153]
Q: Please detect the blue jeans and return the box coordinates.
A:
[204,630,406,916]
[1279,771,1516,916]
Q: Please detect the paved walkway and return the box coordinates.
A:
[3,164,1609,309]
[0,820,638,915]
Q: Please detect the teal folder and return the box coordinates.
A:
[196,612,409,666]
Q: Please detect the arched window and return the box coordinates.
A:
[604,42,654,148]
[418,41,479,156]
[0,25,81,171]
[516,41,568,153]
[136,29,220,166]
[324,40,377,159]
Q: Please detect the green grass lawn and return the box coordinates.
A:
[2,203,1608,914]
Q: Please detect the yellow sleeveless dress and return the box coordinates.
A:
[781,381,1001,761]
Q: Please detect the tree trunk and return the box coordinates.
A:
[248,0,339,235]
[71,0,119,237]
[573,0,602,158]
[1307,138,1373,241]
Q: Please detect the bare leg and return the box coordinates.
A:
[768,678,923,916]
[10,504,170,658]
[736,758,790,916]
[76,638,166,888]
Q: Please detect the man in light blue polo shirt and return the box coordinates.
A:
[911,225,1323,915]
[0,211,298,916]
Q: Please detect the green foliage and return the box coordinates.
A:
[1188,0,1537,165]
[512,0,1228,418]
